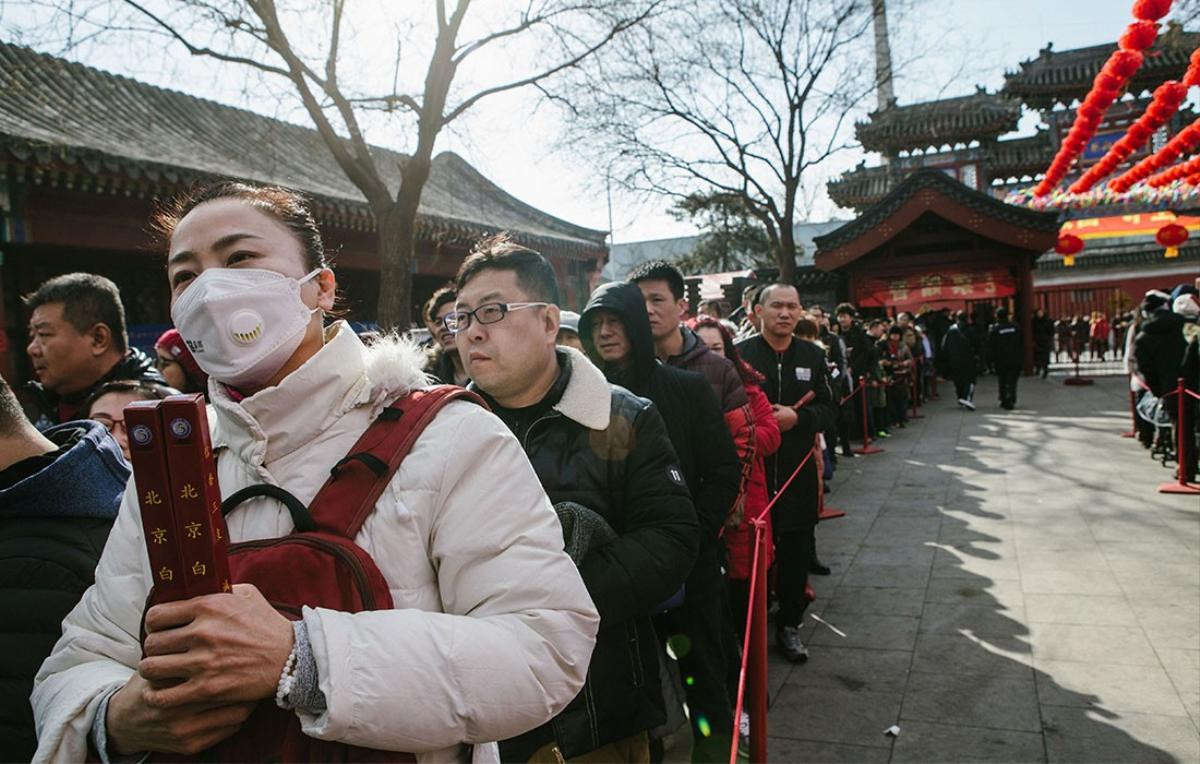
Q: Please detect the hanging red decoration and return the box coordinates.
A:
[1132,0,1173,21]
[1185,48,1200,87]
[1071,80,1188,193]
[1148,154,1200,187]
[1120,20,1160,51]
[1056,233,1084,256]
[1156,223,1188,258]
[1110,115,1200,192]
[1035,48,1146,196]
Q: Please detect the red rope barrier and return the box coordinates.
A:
[729,444,817,764]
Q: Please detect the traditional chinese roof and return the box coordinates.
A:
[827,164,893,211]
[813,168,1060,271]
[0,41,606,258]
[855,90,1021,153]
[988,134,1056,182]
[1003,26,1200,109]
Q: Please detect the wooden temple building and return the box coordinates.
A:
[823,26,1200,319]
[0,41,607,385]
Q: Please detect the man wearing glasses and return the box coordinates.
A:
[453,235,698,763]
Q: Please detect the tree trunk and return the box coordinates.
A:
[777,225,797,285]
[374,157,432,331]
[374,203,414,332]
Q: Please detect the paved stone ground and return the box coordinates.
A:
[764,372,1200,763]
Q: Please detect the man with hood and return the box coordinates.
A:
[0,373,130,761]
[24,273,167,430]
[942,310,979,410]
[580,282,741,762]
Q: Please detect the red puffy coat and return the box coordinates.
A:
[725,383,781,580]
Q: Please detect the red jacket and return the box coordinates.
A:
[725,383,781,580]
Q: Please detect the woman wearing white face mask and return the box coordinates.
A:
[32,182,598,763]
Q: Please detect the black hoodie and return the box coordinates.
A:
[581,282,739,537]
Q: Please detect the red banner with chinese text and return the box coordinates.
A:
[856,269,1016,310]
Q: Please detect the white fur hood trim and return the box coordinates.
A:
[554,346,612,431]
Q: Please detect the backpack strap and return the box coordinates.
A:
[307,385,486,538]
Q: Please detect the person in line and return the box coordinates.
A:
[942,311,978,411]
[556,310,586,352]
[1173,293,1199,484]
[736,285,836,663]
[0,374,131,762]
[82,379,177,461]
[835,304,874,451]
[877,326,912,428]
[453,238,698,764]
[628,261,755,525]
[809,306,854,464]
[153,328,208,394]
[987,307,1024,410]
[580,283,741,762]
[1032,308,1055,379]
[33,182,598,762]
[691,315,780,746]
[422,285,470,385]
[24,273,166,430]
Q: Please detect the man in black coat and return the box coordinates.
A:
[24,273,166,430]
[455,241,698,762]
[1032,308,1055,379]
[942,311,979,410]
[987,307,1024,410]
[581,281,741,762]
[736,285,836,663]
[0,374,129,761]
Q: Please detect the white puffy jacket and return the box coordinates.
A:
[32,323,599,762]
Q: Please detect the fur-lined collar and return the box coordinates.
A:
[554,347,612,431]
[210,322,429,466]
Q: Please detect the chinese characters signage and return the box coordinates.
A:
[856,268,1016,309]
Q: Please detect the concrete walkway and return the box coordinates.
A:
[766,372,1200,763]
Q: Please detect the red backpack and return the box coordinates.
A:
[147,385,484,762]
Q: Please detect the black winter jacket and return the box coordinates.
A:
[941,322,978,374]
[26,347,167,431]
[0,420,129,762]
[665,325,749,413]
[987,321,1024,371]
[581,282,740,537]
[1135,309,1188,397]
[837,321,875,381]
[481,351,698,761]
[736,335,836,531]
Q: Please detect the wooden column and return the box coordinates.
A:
[1018,253,1035,375]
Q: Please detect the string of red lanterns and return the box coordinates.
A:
[1032,0,1174,197]
[1108,115,1200,191]
[1069,79,1187,193]
[1147,152,1200,186]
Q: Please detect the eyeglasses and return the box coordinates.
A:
[443,302,548,333]
[91,414,125,434]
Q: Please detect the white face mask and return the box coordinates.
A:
[171,267,322,389]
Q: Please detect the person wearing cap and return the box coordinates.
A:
[556,310,585,352]
[1173,293,1199,484]
[1135,290,1187,400]
[154,328,208,395]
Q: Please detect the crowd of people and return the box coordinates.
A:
[2,178,1194,764]
[1128,285,1200,486]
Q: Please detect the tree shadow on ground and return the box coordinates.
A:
[757,376,1196,763]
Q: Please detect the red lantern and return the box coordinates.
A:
[1132,0,1172,22]
[1120,20,1159,50]
[1157,223,1188,258]
[1056,233,1084,267]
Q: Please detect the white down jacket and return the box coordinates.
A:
[32,323,599,762]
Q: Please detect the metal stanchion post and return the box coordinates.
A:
[854,381,883,455]
[1122,389,1136,438]
[748,526,769,764]
[1159,377,1200,494]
